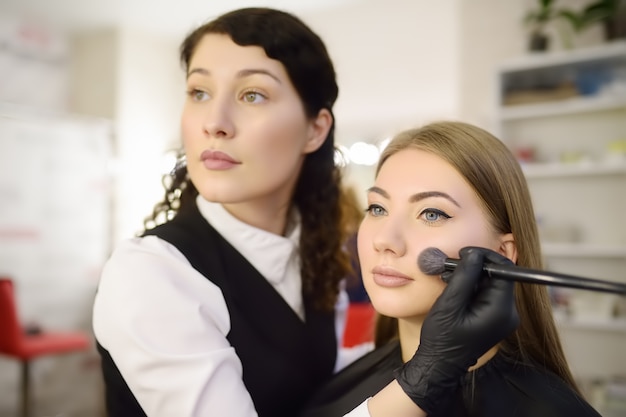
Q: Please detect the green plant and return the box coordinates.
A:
[523,0,570,50]
[559,0,622,32]
[524,0,567,32]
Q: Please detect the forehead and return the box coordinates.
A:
[189,34,285,75]
[376,148,474,197]
[378,149,457,181]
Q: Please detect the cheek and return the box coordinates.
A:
[426,282,446,305]
[253,120,309,167]
[356,224,375,268]
[249,139,300,177]
[410,279,447,317]
[180,110,198,146]
[433,217,500,258]
[356,227,368,259]
[266,102,310,142]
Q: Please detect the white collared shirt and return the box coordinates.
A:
[93,196,373,417]
[196,197,305,320]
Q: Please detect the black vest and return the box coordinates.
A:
[97,202,338,417]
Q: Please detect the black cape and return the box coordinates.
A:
[300,341,602,417]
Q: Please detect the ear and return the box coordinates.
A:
[303,108,333,154]
[498,233,518,264]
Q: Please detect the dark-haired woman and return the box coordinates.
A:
[93,9,518,417]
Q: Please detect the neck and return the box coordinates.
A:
[398,316,499,371]
[222,199,292,236]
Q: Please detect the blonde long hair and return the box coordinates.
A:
[373,121,579,393]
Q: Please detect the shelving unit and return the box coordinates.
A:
[497,39,626,72]
[493,41,626,389]
[501,94,626,120]
[521,161,626,178]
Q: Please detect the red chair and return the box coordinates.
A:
[0,278,90,417]
[343,302,376,347]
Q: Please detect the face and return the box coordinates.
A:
[181,34,328,211]
[358,148,511,320]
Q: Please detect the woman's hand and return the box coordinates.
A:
[395,246,519,415]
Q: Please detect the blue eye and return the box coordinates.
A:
[365,204,386,217]
[420,208,451,224]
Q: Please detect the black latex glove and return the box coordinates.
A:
[395,246,519,415]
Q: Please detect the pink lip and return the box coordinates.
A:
[371,266,413,288]
[200,150,240,170]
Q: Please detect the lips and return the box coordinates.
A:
[200,150,240,170]
[371,266,413,288]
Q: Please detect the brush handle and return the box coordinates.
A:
[443,259,626,296]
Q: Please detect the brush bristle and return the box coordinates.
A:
[418,247,448,275]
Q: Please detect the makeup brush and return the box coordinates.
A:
[418,247,626,295]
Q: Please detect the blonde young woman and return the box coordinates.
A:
[301,121,601,417]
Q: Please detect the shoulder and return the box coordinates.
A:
[98,234,224,301]
[466,353,602,416]
[100,235,195,290]
[93,235,230,343]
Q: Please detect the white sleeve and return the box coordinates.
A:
[92,235,258,417]
[343,398,372,416]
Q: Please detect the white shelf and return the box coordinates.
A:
[542,243,626,258]
[498,94,626,121]
[497,40,626,73]
[522,161,626,178]
[496,41,626,384]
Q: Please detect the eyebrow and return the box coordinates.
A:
[367,186,461,208]
[186,67,282,84]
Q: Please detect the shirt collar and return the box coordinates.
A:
[195,195,300,285]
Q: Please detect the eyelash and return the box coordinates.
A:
[365,204,386,217]
[185,88,267,103]
[419,208,452,226]
[364,204,452,225]
[186,88,209,101]
[241,89,268,103]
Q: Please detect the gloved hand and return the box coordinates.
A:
[395,246,519,415]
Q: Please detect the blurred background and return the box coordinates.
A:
[0,0,624,416]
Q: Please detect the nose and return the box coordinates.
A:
[203,96,235,139]
[371,217,407,257]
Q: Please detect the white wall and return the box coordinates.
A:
[305,0,461,200]
[70,28,184,243]
[113,28,185,241]
[307,0,461,140]
[70,29,118,120]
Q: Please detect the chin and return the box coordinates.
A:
[370,295,432,319]
[196,184,245,204]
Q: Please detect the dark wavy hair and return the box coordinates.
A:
[145,7,350,312]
